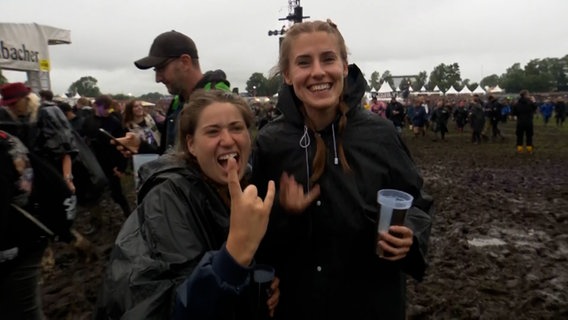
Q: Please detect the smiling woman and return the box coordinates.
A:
[251,20,433,320]
[95,90,278,320]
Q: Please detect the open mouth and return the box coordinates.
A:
[217,152,240,169]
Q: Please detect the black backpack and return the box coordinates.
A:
[0,114,77,242]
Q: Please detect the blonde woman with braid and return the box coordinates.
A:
[251,20,433,320]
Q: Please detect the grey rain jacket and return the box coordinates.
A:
[251,64,433,320]
[95,154,247,319]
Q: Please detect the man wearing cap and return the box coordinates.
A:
[116,30,231,155]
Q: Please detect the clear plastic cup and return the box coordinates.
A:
[377,189,413,257]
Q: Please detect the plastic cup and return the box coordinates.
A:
[251,264,275,320]
[377,189,413,257]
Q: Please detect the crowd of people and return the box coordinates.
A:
[3,17,563,319]
[365,92,566,153]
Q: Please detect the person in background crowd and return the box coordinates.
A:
[96,90,279,319]
[369,96,381,115]
[58,102,85,135]
[500,97,512,123]
[555,96,566,127]
[83,95,130,217]
[388,96,406,134]
[405,99,415,131]
[430,99,450,141]
[0,83,84,320]
[115,30,231,156]
[539,98,554,126]
[74,97,94,119]
[453,99,468,134]
[512,90,538,154]
[469,96,485,144]
[0,130,46,320]
[412,99,428,138]
[473,94,489,141]
[122,99,161,149]
[38,89,54,104]
[487,95,504,140]
[251,19,432,320]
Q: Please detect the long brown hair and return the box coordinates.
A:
[277,19,351,184]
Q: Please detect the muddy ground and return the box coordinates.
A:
[41,119,568,319]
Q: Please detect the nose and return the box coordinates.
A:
[311,60,325,77]
[219,129,234,146]
[155,71,163,83]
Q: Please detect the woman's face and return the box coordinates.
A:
[132,102,145,117]
[283,31,348,113]
[187,102,251,185]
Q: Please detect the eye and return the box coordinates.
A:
[296,58,310,67]
[322,53,337,63]
[204,129,220,136]
[230,124,246,132]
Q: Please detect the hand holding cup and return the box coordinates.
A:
[376,189,414,260]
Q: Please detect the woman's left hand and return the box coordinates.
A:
[377,225,414,261]
[267,276,280,317]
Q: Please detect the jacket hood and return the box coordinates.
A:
[137,153,199,201]
[275,64,366,127]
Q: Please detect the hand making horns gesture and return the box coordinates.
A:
[225,157,275,266]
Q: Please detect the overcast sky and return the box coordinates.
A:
[2,0,568,96]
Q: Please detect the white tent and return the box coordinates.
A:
[472,85,486,94]
[459,86,472,95]
[445,86,459,95]
[377,82,393,93]
[376,82,393,99]
[490,85,503,93]
[433,85,441,93]
[419,86,427,92]
[370,87,377,94]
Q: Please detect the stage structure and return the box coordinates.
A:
[0,23,71,92]
[268,0,310,46]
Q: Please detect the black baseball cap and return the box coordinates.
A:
[134,30,199,70]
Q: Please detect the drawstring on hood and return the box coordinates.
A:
[331,123,339,165]
[299,125,311,190]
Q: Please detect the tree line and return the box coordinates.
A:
[1,54,565,99]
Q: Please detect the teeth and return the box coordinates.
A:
[310,84,330,91]
[218,153,238,161]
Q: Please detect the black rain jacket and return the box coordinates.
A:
[95,155,255,319]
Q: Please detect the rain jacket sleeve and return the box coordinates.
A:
[96,177,224,320]
[387,134,433,281]
[171,244,252,320]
